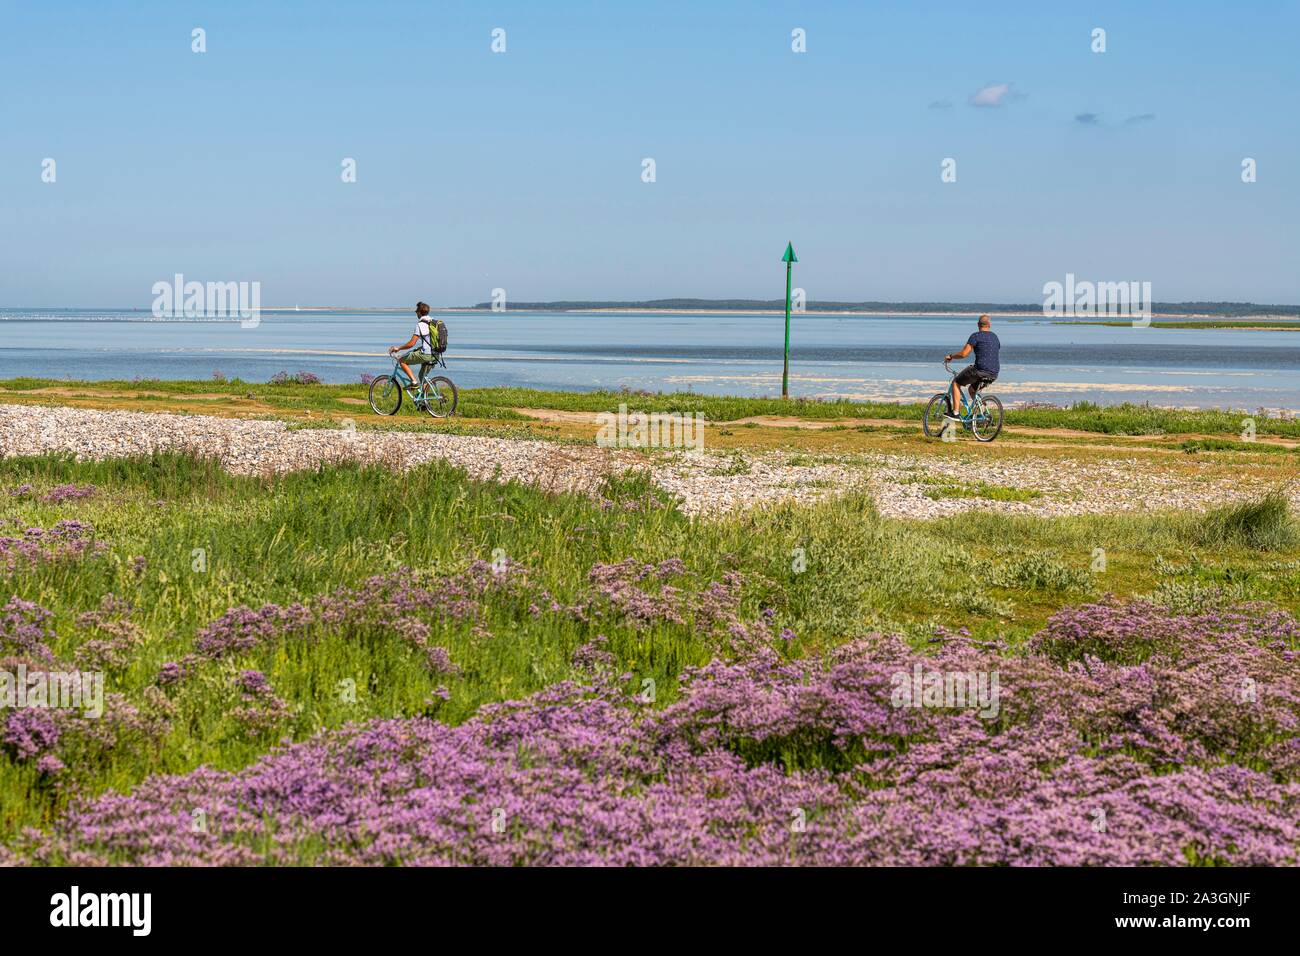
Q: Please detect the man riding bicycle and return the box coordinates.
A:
[389,302,437,386]
[944,314,1000,422]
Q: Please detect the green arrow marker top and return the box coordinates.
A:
[782,242,798,263]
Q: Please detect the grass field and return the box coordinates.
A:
[3,383,1300,864]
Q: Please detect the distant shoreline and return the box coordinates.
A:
[245,308,1300,320]
[8,304,1298,320]
[451,309,1300,320]
[1053,318,1300,330]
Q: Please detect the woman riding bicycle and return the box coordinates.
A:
[389,302,437,386]
[944,314,1000,423]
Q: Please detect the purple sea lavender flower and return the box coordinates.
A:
[73,594,144,670]
[42,484,96,505]
[35,753,66,776]
[425,647,461,677]
[0,596,57,661]
[235,670,274,696]
[0,521,105,577]
[12,595,1300,867]
[3,709,62,761]
[156,657,198,686]
[230,671,292,739]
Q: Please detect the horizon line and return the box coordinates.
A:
[3,298,1299,313]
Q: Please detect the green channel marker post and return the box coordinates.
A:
[781,241,798,399]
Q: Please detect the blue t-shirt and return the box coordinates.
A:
[967,331,1000,375]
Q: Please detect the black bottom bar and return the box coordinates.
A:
[0,865,1287,941]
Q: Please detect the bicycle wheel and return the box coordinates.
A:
[922,393,951,438]
[422,376,458,418]
[368,375,403,416]
[971,394,1004,442]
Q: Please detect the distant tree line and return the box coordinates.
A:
[466,298,1300,317]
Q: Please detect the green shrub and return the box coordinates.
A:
[995,552,1093,592]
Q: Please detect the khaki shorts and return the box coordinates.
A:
[398,349,435,365]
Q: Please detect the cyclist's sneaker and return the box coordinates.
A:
[943,412,961,422]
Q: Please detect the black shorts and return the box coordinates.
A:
[955,366,996,393]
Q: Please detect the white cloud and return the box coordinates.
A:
[969,83,1013,108]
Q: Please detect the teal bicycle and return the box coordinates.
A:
[923,360,1004,442]
[367,352,458,418]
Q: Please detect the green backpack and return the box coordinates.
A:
[420,318,448,353]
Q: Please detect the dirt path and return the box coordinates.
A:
[16,387,236,401]
[511,407,1300,451]
[510,406,1109,435]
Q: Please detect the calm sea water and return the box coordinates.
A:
[3,308,1299,410]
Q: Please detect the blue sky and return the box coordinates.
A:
[1,0,1296,306]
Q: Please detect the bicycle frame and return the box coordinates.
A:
[391,360,418,388]
[943,360,986,421]
[391,352,446,389]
